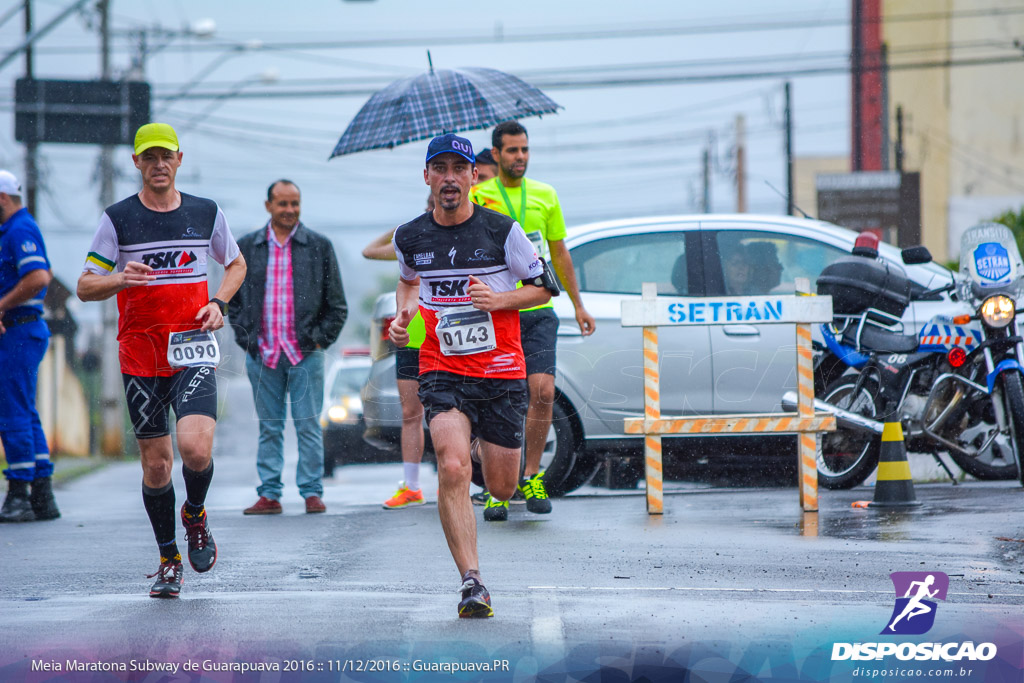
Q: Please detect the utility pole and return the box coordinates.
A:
[701,133,712,213]
[894,105,904,173]
[880,42,890,170]
[97,0,123,456]
[784,81,794,216]
[735,114,746,213]
[23,0,37,216]
[851,0,863,171]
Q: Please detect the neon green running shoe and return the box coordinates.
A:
[519,472,552,514]
[482,495,508,521]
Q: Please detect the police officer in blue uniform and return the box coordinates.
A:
[0,170,59,522]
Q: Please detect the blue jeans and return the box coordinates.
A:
[245,351,325,500]
[0,320,52,482]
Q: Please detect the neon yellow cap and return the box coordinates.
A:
[134,123,180,156]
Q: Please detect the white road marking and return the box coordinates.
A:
[528,586,1024,598]
[531,592,565,659]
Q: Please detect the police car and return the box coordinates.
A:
[362,215,953,494]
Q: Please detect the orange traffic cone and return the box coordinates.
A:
[868,422,921,508]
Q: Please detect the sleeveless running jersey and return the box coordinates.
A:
[393,205,543,379]
[83,193,240,377]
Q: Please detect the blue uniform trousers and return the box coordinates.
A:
[0,319,52,481]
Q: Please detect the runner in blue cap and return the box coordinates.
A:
[388,133,550,617]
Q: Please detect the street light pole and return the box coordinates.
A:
[23,0,38,216]
[97,0,123,456]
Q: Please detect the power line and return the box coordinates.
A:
[29,5,1024,55]
[147,39,1016,96]
[129,54,1024,101]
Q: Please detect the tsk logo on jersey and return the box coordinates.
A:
[141,250,198,270]
[414,251,434,265]
[882,571,948,635]
[429,279,468,297]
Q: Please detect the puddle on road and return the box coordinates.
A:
[776,507,935,541]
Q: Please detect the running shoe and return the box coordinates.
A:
[519,472,552,514]
[148,561,183,599]
[470,490,490,506]
[383,482,425,510]
[482,495,508,521]
[457,578,494,618]
[181,505,218,573]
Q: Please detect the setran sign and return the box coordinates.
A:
[15,78,151,146]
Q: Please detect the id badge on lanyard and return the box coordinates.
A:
[435,306,496,356]
[167,329,221,368]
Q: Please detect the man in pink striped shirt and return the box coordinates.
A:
[229,180,347,515]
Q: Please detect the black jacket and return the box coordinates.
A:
[228,222,347,359]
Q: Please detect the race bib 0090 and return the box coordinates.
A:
[436,306,496,356]
[167,329,220,368]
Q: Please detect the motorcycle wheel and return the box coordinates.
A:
[943,395,1019,480]
[818,375,882,490]
[999,372,1024,487]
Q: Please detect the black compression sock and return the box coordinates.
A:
[182,462,214,512]
[143,483,180,563]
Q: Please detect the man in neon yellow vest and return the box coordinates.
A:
[469,121,596,520]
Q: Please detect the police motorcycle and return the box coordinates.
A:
[784,223,1024,489]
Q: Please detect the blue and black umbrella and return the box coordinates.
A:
[329,60,560,158]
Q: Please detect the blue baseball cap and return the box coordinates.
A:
[426,133,475,165]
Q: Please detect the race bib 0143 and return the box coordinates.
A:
[435,306,497,356]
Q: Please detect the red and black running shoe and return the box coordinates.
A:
[457,578,494,618]
[147,561,183,599]
[181,505,218,573]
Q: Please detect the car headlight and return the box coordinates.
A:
[980,294,1016,328]
[326,396,363,423]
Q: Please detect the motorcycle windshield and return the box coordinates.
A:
[959,223,1024,301]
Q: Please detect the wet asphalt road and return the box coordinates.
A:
[1,377,1023,681]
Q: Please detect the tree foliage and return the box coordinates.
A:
[992,207,1024,259]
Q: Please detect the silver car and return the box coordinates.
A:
[362,214,953,494]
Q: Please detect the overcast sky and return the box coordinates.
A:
[0,0,850,333]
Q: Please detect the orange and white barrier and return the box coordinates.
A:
[621,279,835,514]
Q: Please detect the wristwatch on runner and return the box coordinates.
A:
[209,297,228,315]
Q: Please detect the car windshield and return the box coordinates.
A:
[330,365,370,397]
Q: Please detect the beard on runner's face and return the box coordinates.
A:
[437,182,462,209]
[501,158,526,179]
